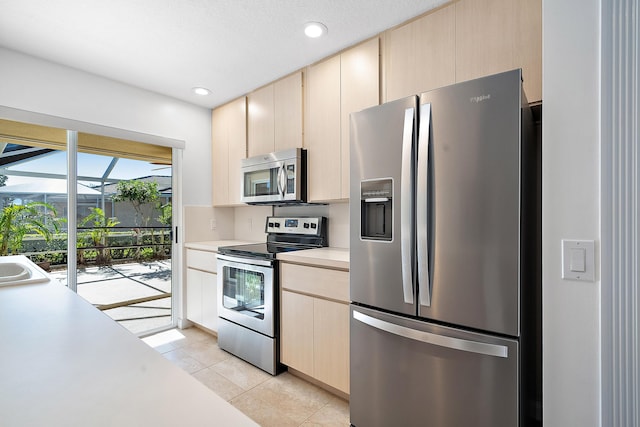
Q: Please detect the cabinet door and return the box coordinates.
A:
[248,84,275,157]
[455,0,542,102]
[280,290,314,376]
[384,4,456,102]
[186,268,203,325]
[211,105,229,206]
[314,299,350,394]
[227,97,247,206]
[456,0,515,83]
[274,72,303,151]
[340,38,380,199]
[212,97,247,206]
[515,0,542,102]
[201,271,218,332]
[306,55,341,202]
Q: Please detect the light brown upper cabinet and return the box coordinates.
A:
[384,0,541,103]
[274,72,303,152]
[212,97,247,206]
[455,0,542,102]
[340,39,380,199]
[383,3,456,102]
[247,84,274,157]
[306,38,380,202]
[247,71,303,157]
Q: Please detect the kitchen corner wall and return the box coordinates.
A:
[542,0,601,425]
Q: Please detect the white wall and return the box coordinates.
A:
[0,47,212,206]
[543,1,601,425]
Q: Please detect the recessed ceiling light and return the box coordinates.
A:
[192,87,211,96]
[304,22,327,38]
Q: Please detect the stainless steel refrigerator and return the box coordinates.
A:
[349,69,541,427]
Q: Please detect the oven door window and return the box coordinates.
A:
[221,266,265,320]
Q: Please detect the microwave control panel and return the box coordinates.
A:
[265,216,323,236]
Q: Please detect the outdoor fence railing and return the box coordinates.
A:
[21,226,172,269]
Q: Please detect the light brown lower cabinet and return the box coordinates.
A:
[280,262,350,394]
[280,290,314,374]
[313,298,349,393]
[185,249,218,332]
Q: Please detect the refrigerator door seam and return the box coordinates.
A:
[352,310,509,358]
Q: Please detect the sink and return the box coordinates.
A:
[0,256,50,287]
[0,262,31,282]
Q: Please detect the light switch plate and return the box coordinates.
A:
[562,239,595,281]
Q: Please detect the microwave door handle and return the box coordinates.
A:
[417,103,431,307]
[277,165,286,197]
[401,106,415,304]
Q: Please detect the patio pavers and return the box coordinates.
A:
[49,260,173,335]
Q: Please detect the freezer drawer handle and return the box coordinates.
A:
[353,310,508,358]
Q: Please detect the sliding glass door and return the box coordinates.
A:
[0,118,176,335]
[75,152,173,334]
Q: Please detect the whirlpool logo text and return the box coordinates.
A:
[470,94,491,103]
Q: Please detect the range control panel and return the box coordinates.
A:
[265,216,323,235]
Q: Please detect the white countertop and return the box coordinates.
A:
[277,247,350,270]
[185,240,350,269]
[0,279,257,426]
[184,240,256,252]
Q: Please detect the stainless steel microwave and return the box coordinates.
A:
[241,148,307,205]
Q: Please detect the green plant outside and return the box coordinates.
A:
[78,207,120,265]
[0,188,171,267]
[113,180,160,227]
[113,180,162,261]
[24,228,171,267]
[0,201,63,256]
[157,202,171,226]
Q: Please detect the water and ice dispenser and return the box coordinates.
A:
[360,178,393,241]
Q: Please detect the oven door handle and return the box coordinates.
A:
[216,253,274,268]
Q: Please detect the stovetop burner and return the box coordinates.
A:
[217,216,327,261]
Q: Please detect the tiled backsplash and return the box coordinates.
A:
[183,202,350,248]
[273,202,349,248]
[182,205,234,242]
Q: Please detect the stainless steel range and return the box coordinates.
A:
[216,216,327,375]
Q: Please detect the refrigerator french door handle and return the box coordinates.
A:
[401,107,415,304]
[417,103,431,307]
[353,310,509,358]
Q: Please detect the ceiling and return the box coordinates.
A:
[0,0,447,109]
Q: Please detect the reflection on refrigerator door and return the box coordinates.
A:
[349,69,541,426]
[350,306,519,427]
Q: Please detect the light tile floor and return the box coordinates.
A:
[143,327,350,427]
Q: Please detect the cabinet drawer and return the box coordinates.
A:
[280,263,349,302]
[186,249,217,272]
